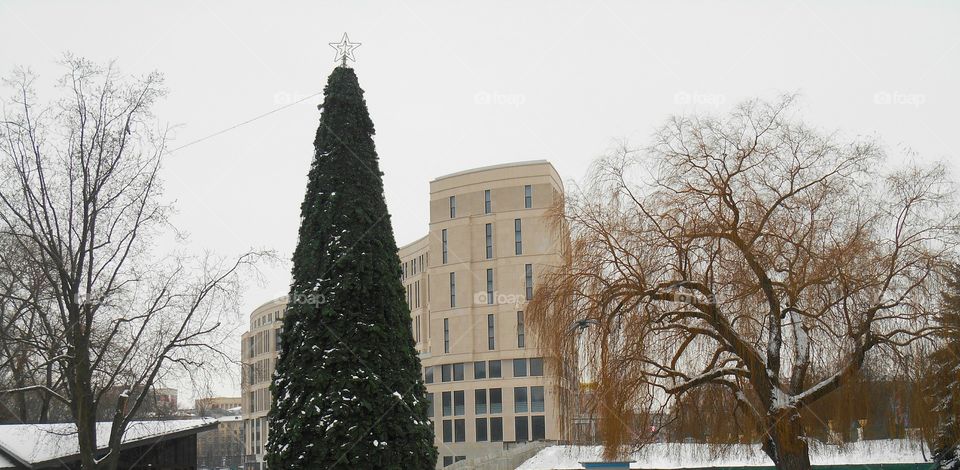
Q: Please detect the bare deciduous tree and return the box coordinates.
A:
[0,56,266,470]
[529,96,958,470]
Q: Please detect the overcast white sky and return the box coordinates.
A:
[1,0,958,402]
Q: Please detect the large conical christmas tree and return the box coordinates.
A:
[267,64,437,469]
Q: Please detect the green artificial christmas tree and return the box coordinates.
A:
[267,64,437,469]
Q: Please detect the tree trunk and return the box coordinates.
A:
[764,409,812,470]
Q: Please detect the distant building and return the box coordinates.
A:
[197,415,243,470]
[240,161,567,469]
[195,397,242,417]
[239,297,284,469]
[154,388,179,414]
[0,419,214,469]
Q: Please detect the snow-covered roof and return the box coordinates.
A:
[518,439,932,469]
[0,418,216,468]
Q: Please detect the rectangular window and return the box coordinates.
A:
[531,386,545,412]
[530,357,544,376]
[441,364,451,382]
[475,389,487,414]
[484,189,491,214]
[453,363,464,381]
[524,184,532,208]
[491,417,503,442]
[449,195,456,218]
[517,311,525,348]
[490,388,503,414]
[442,391,452,416]
[487,313,495,350]
[443,456,453,467]
[525,264,534,300]
[474,361,486,379]
[485,223,493,259]
[514,219,523,255]
[532,415,546,440]
[515,416,529,442]
[426,393,434,418]
[442,229,448,264]
[486,269,494,305]
[425,366,434,384]
[476,418,488,442]
[454,390,465,416]
[454,419,466,442]
[443,420,453,443]
[513,358,527,377]
[489,360,502,378]
[444,318,451,354]
[415,316,421,342]
[514,387,528,413]
[449,272,456,308]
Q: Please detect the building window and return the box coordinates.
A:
[514,219,522,255]
[442,391,452,416]
[426,393,434,418]
[485,223,493,259]
[487,313,495,350]
[475,389,487,414]
[476,418,488,442]
[444,318,451,353]
[524,184,532,208]
[450,195,456,218]
[490,388,503,414]
[484,189,491,214]
[442,229,448,264]
[516,416,529,442]
[474,361,486,379]
[443,420,453,443]
[443,456,453,467]
[491,417,503,442]
[454,419,466,442]
[441,364,452,382]
[453,363,464,381]
[486,269,494,305]
[415,315,421,343]
[489,360,502,378]
[515,387,528,413]
[517,311,525,348]
[514,358,527,377]
[525,264,533,300]
[449,272,456,308]
[530,357,544,376]
[532,415,546,440]
[531,386,545,412]
[454,390,465,415]
[425,366,434,384]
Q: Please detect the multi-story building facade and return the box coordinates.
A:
[195,396,242,417]
[240,160,564,469]
[240,296,285,470]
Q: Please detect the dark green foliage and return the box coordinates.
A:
[931,264,960,470]
[267,66,437,469]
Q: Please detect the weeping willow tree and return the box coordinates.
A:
[528,96,958,470]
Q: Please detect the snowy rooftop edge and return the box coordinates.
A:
[0,418,216,466]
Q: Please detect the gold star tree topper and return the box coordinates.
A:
[329,33,361,67]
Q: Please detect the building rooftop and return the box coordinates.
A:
[430,160,552,183]
[0,418,216,468]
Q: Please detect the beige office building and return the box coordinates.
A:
[241,160,564,469]
[240,296,285,469]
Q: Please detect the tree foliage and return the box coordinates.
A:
[529,96,958,469]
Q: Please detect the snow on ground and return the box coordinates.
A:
[0,418,214,465]
[518,439,931,469]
